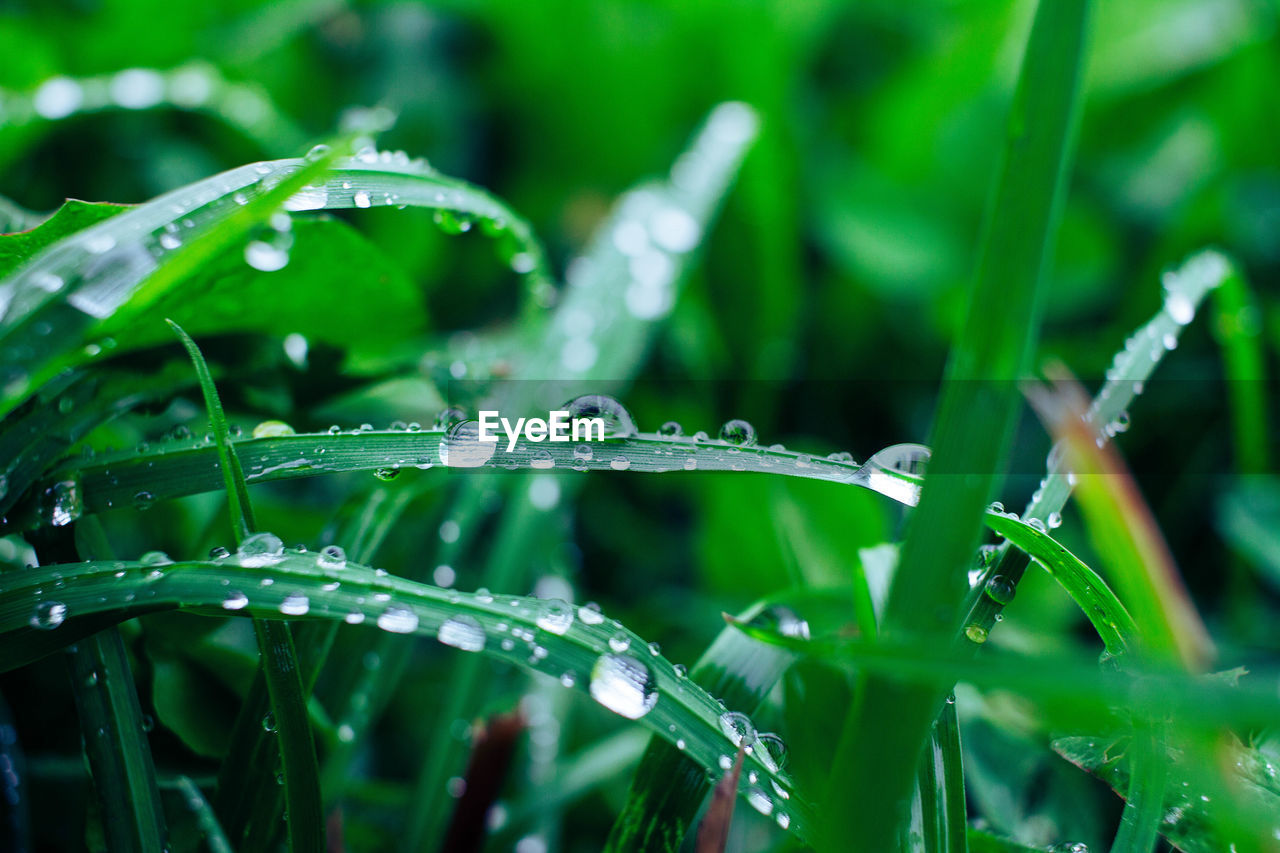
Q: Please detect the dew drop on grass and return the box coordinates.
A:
[209,546,231,559]
[530,450,554,470]
[589,654,658,720]
[253,420,295,438]
[608,632,631,653]
[1047,511,1063,529]
[374,467,401,481]
[984,575,1016,605]
[610,456,630,471]
[433,210,472,234]
[758,732,788,771]
[718,755,733,770]
[238,532,285,567]
[438,615,486,652]
[44,479,83,527]
[964,624,988,644]
[746,787,774,816]
[262,713,276,732]
[223,591,249,610]
[140,551,173,566]
[439,421,496,468]
[718,711,756,747]
[718,419,757,446]
[31,601,67,630]
[535,599,574,635]
[280,594,310,616]
[578,603,605,625]
[316,545,347,570]
[855,443,931,505]
[132,490,155,510]
[245,239,290,272]
[573,444,593,462]
[377,607,418,634]
[563,395,636,438]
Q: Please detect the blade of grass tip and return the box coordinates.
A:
[1023,368,1213,670]
[168,320,322,853]
[174,776,234,853]
[1212,257,1270,476]
[63,516,168,853]
[695,748,743,853]
[824,1,1091,849]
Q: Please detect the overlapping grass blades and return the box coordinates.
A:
[0,552,812,841]
[827,1,1091,846]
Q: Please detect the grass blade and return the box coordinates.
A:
[0,552,815,842]
[824,1,1092,846]
[168,322,321,853]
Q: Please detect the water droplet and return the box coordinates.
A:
[536,599,574,635]
[658,421,683,437]
[530,450,554,470]
[316,545,347,570]
[573,444,593,462]
[718,754,733,770]
[589,654,658,720]
[377,607,418,633]
[245,238,290,272]
[610,456,631,471]
[560,672,577,688]
[578,603,605,625]
[746,787,774,816]
[374,467,401,481]
[562,395,636,439]
[353,190,372,208]
[1047,511,1063,529]
[31,601,67,630]
[223,591,249,610]
[304,143,331,162]
[758,732,788,771]
[44,479,83,527]
[647,641,661,656]
[439,421,496,468]
[718,419,757,446]
[236,532,285,567]
[718,711,756,747]
[683,457,697,470]
[673,663,688,679]
[608,632,631,653]
[856,444,930,505]
[209,546,231,559]
[984,575,1016,605]
[649,206,701,253]
[433,210,473,234]
[133,490,155,510]
[253,420,295,438]
[438,615,486,652]
[1166,292,1194,325]
[140,551,173,567]
[262,713,276,732]
[964,624,988,644]
[280,594,310,616]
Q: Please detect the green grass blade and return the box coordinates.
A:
[824,1,1092,846]
[913,699,967,853]
[1212,257,1270,475]
[605,600,800,852]
[0,552,814,842]
[168,322,321,853]
[174,776,234,853]
[0,145,551,420]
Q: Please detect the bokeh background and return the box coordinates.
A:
[1,0,1277,850]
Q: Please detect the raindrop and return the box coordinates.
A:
[658,421,683,437]
[439,421,496,468]
[374,467,401,481]
[746,787,774,816]
[610,456,631,471]
[133,490,155,510]
[984,575,1016,606]
[718,419,757,446]
[433,210,473,234]
[377,607,418,634]
[280,594,310,616]
[563,395,636,438]
[855,444,930,506]
[244,236,290,272]
[253,420,295,438]
[31,601,67,630]
[209,546,231,559]
[1047,511,1063,529]
[536,599,574,635]
[964,624,988,644]
[44,479,83,527]
[608,632,631,653]
[758,733,788,771]
[238,532,285,567]
[140,551,172,566]
[589,654,658,719]
[438,615,486,652]
[354,190,372,209]
[578,603,605,625]
[222,591,250,611]
[530,450,554,470]
[316,545,347,570]
[262,713,276,732]
[718,711,756,748]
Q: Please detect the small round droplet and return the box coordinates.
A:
[964,624,989,644]
[223,591,250,611]
[535,599,574,635]
[238,532,285,567]
[658,421,683,437]
[718,419,757,446]
[718,711,756,747]
[374,467,401,481]
[984,575,1016,605]
[608,632,631,653]
[31,601,67,630]
[578,603,605,625]
[280,594,310,616]
[377,607,418,634]
[133,490,155,510]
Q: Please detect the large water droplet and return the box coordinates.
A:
[855,444,930,506]
[438,615,486,652]
[377,607,418,633]
[280,594,310,616]
[223,591,250,611]
[535,599,574,635]
[718,419,757,446]
[44,479,83,527]
[238,532,285,567]
[253,420,295,438]
[758,732,788,772]
[316,545,347,570]
[984,575,1016,605]
[31,601,67,630]
[439,420,496,468]
[718,711,756,747]
[562,395,636,438]
[589,654,658,720]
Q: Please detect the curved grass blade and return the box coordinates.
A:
[61,516,167,853]
[174,776,233,853]
[605,600,802,852]
[168,322,321,853]
[912,699,967,853]
[0,553,814,842]
[962,249,1232,647]
[825,0,1094,841]
[0,146,552,420]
